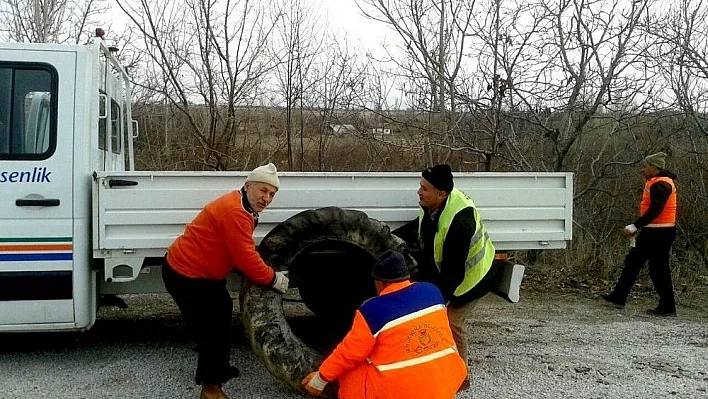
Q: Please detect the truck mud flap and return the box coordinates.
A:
[240,207,414,396]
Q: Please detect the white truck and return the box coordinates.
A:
[0,33,574,334]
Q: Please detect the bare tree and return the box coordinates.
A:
[454,0,547,171]
[357,0,660,174]
[116,0,283,170]
[468,0,660,175]
[307,37,367,171]
[537,0,654,172]
[272,0,325,170]
[643,0,708,267]
[0,0,108,43]
[356,0,478,166]
[647,0,708,136]
[477,0,668,252]
[357,0,475,114]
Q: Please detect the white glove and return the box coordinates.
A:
[302,371,328,396]
[624,224,637,235]
[271,271,289,294]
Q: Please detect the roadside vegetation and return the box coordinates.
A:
[2,0,706,304]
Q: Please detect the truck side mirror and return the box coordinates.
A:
[131,120,139,139]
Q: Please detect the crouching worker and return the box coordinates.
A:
[162,163,290,399]
[302,250,466,399]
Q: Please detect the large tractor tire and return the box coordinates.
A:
[240,207,414,396]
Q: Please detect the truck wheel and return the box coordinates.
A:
[239,207,414,395]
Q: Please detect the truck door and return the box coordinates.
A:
[0,51,76,329]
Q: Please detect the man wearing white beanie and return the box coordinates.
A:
[244,162,280,211]
[162,163,288,399]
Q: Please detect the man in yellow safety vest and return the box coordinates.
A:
[392,164,515,389]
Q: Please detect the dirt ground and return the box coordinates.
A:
[459,290,708,398]
[0,289,706,399]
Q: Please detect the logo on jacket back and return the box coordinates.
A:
[0,167,52,183]
[405,323,443,354]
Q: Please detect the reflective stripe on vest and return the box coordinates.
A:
[466,229,491,268]
[375,347,458,372]
[417,188,495,297]
[373,304,445,338]
[640,176,676,227]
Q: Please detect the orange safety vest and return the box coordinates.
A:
[319,281,466,399]
[640,176,676,227]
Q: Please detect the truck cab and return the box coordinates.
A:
[0,35,134,331]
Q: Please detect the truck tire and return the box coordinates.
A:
[239,207,413,395]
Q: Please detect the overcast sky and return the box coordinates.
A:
[314,0,398,54]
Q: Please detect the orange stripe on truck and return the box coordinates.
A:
[0,244,73,251]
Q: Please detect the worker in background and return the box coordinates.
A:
[302,250,466,399]
[392,164,499,390]
[162,163,290,399]
[602,152,678,317]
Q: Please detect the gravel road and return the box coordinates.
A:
[1,292,706,399]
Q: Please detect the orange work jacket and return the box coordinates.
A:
[640,176,676,227]
[319,280,466,399]
[166,190,275,284]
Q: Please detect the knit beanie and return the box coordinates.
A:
[372,250,410,282]
[246,163,280,189]
[422,164,454,192]
[643,152,667,170]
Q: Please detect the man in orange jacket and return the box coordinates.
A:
[602,152,678,316]
[302,250,466,399]
[162,163,290,399]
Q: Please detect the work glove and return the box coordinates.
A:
[271,271,289,294]
[302,371,328,396]
[622,224,637,237]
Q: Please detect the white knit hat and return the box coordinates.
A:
[246,163,280,189]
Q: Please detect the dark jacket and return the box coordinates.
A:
[392,196,478,306]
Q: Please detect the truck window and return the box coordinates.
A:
[0,64,57,159]
[98,98,122,154]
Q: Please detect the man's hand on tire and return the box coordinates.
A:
[271,271,289,294]
[302,371,328,396]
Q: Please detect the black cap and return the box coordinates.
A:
[422,164,454,193]
[372,250,410,282]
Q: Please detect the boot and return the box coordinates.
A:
[200,384,230,399]
[646,307,676,317]
[600,293,625,309]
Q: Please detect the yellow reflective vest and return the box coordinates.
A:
[418,188,495,296]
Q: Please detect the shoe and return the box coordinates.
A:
[200,384,230,399]
[646,308,676,317]
[600,294,625,309]
[196,366,239,385]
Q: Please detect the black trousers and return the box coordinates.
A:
[162,258,233,385]
[611,227,676,311]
